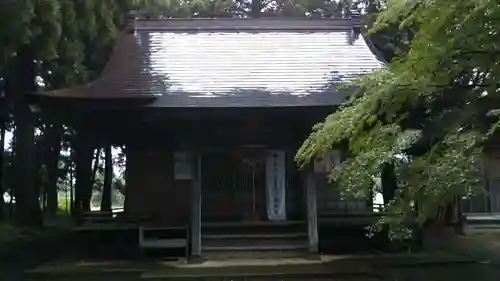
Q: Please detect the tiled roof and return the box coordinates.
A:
[41,18,383,108]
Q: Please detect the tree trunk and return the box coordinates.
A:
[13,103,39,226]
[381,162,397,206]
[46,124,62,216]
[0,122,5,219]
[123,146,130,214]
[9,145,15,218]
[101,145,112,212]
[69,159,74,215]
[81,152,94,213]
[381,162,398,247]
[74,131,93,222]
[89,147,101,203]
[10,48,40,226]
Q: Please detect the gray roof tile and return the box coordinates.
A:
[42,19,383,108]
[145,30,382,107]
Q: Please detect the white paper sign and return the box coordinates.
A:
[266,150,287,221]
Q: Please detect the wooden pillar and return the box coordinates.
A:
[46,122,62,217]
[305,167,319,253]
[190,154,202,261]
[251,0,261,17]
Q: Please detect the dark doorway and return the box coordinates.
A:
[201,149,266,222]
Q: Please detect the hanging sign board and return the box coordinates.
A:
[266,150,287,221]
[174,152,194,180]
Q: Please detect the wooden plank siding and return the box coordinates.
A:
[124,146,191,224]
[314,148,371,219]
[124,146,306,224]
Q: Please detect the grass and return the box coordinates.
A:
[0,223,30,243]
[0,221,48,246]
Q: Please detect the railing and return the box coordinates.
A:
[320,200,385,215]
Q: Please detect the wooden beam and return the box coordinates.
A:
[190,154,202,261]
[305,168,319,253]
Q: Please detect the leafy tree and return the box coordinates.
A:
[296,0,499,239]
[0,0,137,224]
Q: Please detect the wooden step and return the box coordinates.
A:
[140,226,187,238]
[202,220,305,228]
[140,238,187,249]
[202,233,307,240]
[203,237,306,246]
[139,226,188,250]
[202,237,307,252]
[201,221,306,235]
[202,250,310,260]
[203,243,307,252]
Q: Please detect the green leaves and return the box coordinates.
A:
[297,0,500,239]
[0,0,35,63]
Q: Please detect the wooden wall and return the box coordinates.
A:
[315,173,369,215]
[124,146,306,223]
[124,146,191,225]
[314,149,370,216]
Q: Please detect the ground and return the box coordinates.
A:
[3,225,500,281]
[17,252,500,281]
[18,263,500,281]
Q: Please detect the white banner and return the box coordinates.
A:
[266,150,287,221]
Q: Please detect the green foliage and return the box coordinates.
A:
[57,197,70,213]
[296,0,499,239]
[0,0,34,64]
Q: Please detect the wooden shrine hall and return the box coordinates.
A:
[28,16,383,260]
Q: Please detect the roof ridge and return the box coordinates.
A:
[127,16,360,33]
